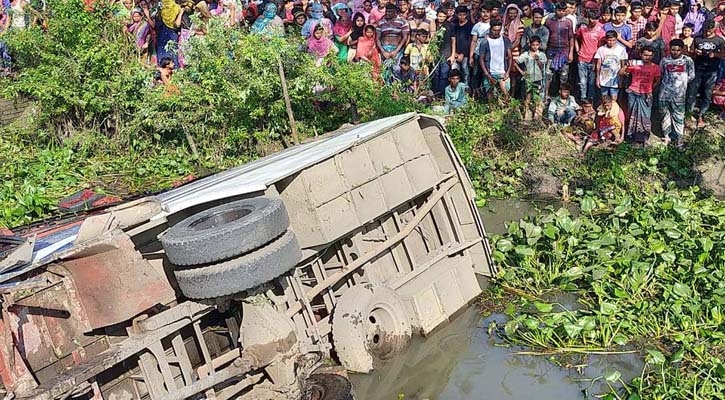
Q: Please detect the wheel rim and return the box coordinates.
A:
[189,207,252,231]
[366,303,404,359]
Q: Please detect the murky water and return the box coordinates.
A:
[350,199,641,400]
[350,308,642,400]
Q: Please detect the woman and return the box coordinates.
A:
[347,12,366,62]
[332,3,352,62]
[307,22,338,66]
[288,10,307,35]
[177,1,211,68]
[682,0,708,36]
[152,0,182,68]
[251,3,284,35]
[126,8,152,63]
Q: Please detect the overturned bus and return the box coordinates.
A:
[0,113,495,400]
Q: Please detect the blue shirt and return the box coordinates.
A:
[603,22,632,49]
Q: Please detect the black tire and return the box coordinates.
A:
[161,197,290,266]
[303,374,355,400]
[173,230,302,299]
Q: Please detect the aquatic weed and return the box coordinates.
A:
[491,187,725,399]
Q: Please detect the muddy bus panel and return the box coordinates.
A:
[0,113,494,400]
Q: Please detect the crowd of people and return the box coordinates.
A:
[1,0,724,154]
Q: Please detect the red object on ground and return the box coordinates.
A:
[172,174,196,188]
[58,190,121,213]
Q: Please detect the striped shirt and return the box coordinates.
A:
[376,16,411,42]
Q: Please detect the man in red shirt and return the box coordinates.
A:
[576,1,605,101]
[621,46,661,144]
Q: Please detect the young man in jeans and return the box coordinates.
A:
[659,39,694,146]
[544,2,574,99]
[686,20,724,128]
[576,2,605,102]
[479,19,513,100]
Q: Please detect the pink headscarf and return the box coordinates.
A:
[333,9,352,37]
[503,3,523,42]
[307,22,335,58]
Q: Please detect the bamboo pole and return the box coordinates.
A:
[278,59,299,145]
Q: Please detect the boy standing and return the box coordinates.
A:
[469,3,492,96]
[659,39,694,146]
[621,46,661,144]
[404,29,431,77]
[604,6,634,50]
[635,21,665,63]
[516,35,548,119]
[521,7,549,52]
[595,30,629,100]
[576,3,606,101]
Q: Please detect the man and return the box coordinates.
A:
[621,46,661,144]
[604,6,634,49]
[544,2,574,98]
[659,39,695,146]
[376,3,411,64]
[479,19,513,100]
[452,5,474,82]
[432,6,456,95]
[470,0,483,23]
[656,1,677,56]
[564,0,578,33]
[626,2,647,44]
[409,1,436,38]
[469,3,493,95]
[686,20,724,128]
[576,2,606,101]
[521,7,549,52]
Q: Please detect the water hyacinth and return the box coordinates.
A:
[491,187,725,399]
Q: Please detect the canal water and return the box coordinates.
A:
[350,199,642,400]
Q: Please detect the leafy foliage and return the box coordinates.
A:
[492,187,725,399]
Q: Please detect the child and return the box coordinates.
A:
[600,5,612,24]
[307,22,338,66]
[621,46,661,144]
[353,24,381,79]
[581,95,624,155]
[391,56,418,93]
[444,69,468,113]
[681,23,695,57]
[635,21,665,63]
[603,6,634,49]
[548,83,580,125]
[404,29,431,77]
[515,35,547,119]
[563,99,597,145]
[659,39,695,146]
[595,30,629,100]
[154,57,175,87]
